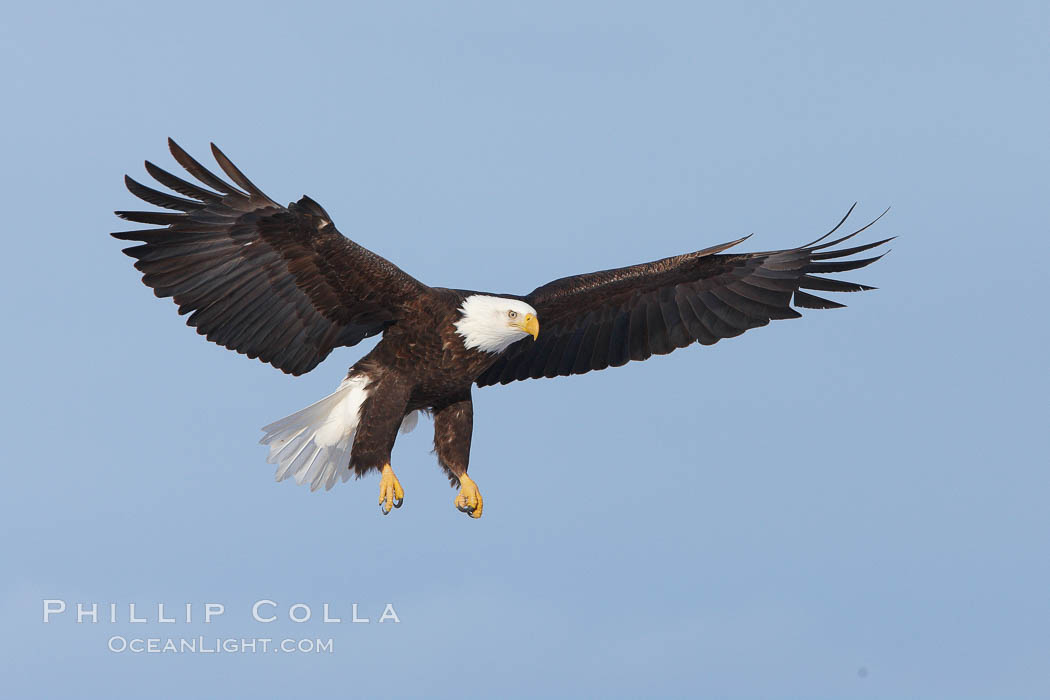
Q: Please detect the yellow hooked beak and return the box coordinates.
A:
[516,313,539,340]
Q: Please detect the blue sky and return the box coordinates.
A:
[2,1,1047,697]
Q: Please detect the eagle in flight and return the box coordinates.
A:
[114,140,890,519]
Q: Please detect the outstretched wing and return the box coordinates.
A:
[113,139,430,375]
[477,206,891,387]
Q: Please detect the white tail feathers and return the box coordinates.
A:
[259,375,421,493]
[399,409,419,434]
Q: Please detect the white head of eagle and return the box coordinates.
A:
[454,295,540,353]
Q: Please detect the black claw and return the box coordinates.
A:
[393,497,403,509]
[381,503,391,515]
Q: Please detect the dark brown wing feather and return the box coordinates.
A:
[476,205,891,386]
[114,140,430,375]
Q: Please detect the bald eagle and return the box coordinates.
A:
[113,140,890,519]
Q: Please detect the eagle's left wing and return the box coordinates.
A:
[113,140,430,376]
[476,206,891,387]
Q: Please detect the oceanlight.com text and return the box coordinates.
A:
[107,636,334,654]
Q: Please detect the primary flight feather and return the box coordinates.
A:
[114,140,890,518]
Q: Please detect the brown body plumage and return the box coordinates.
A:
[113,140,890,518]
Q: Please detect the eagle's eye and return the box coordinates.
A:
[508,310,518,320]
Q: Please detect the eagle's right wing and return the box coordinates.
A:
[113,139,430,375]
[476,206,891,387]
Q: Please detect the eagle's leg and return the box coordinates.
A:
[378,464,404,515]
[433,393,482,519]
[348,371,413,516]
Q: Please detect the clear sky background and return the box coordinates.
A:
[1,2,1047,698]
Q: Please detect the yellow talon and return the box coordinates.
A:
[378,464,404,515]
[455,473,483,519]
